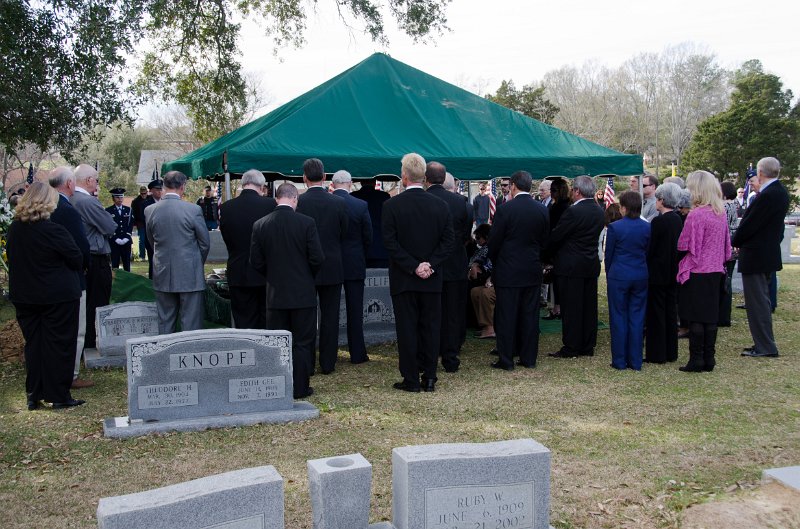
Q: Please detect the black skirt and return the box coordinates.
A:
[678,272,724,323]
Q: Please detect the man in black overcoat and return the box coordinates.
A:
[250,183,325,399]
[383,153,454,392]
[220,169,276,329]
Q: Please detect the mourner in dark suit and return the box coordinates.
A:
[331,170,372,364]
[486,171,550,370]
[426,162,472,372]
[145,171,210,334]
[70,164,116,350]
[383,153,454,392]
[250,183,325,399]
[645,183,683,364]
[7,182,85,409]
[735,157,791,359]
[106,188,134,272]
[547,175,605,358]
[351,178,390,267]
[296,158,349,375]
[220,169,276,329]
[143,179,163,278]
[48,167,92,390]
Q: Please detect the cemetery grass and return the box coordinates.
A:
[1,267,799,528]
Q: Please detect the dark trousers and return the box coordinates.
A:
[718,260,736,326]
[343,280,368,363]
[557,274,598,356]
[110,243,131,272]
[645,283,678,363]
[392,291,441,386]
[607,277,648,370]
[145,239,154,278]
[137,226,147,259]
[494,285,540,368]
[316,283,342,373]
[742,272,779,355]
[229,285,267,329]
[15,300,79,403]
[439,280,467,371]
[268,307,315,398]
[86,253,112,348]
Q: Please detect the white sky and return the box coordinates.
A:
[238,0,800,115]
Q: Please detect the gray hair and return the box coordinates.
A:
[757,157,781,179]
[443,172,455,191]
[538,179,551,191]
[241,169,265,187]
[163,170,188,189]
[48,166,74,188]
[331,170,352,184]
[678,188,692,209]
[654,182,682,209]
[73,163,97,183]
[663,176,685,189]
[572,175,596,198]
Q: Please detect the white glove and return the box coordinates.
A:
[121,238,130,245]
[115,238,125,245]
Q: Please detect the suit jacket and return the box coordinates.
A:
[219,189,277,287]
[733,180,790,274]
[332,189,372,281]
[382,187,454,295]
[106,204,134,242]
[296,187,348,285]
[548,199,605,278]
[6,219,83,304]
[351,185,390,265]
[131,195,148,228]
[250,206,325,309]
[427,184,471,282]
[50,194,90,290]
[145,194,210,293]
[604,216,651,281]
[647,210,682,285]
[70,189,116,254]
[487,193,550,287]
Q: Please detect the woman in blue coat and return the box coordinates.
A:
[605,190,651,370]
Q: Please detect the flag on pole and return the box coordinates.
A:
[375,179,382,191]
[26,164,34,184]
[488,179,497,223]
[458,180,464,194]
[603,176,615,209]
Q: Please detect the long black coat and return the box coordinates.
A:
[426,184,471,282]
[220,189,277,287]
[296,187,349,285]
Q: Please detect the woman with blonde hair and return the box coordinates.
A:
[676,171,731,372]
[7,181,85,409]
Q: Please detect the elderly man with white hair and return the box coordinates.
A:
[220,169,276,329]
[331,170,373,364]
[538,179,552,206]
[70,163,116,351]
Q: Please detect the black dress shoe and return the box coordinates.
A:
[294,387,314,399]
[350,357,370,365]
[320,368,335,375]
[491,361,514,371]
[678,365,704,372]
[422,378,436,392]
[542,312,561,320]
[488,348,499,356]
[515,361,535,368]
[393,381,421,393]
[547,351,577,358]
[643,358,666,364]
[736,304,746,309]
[27,399,41,411]
[52,399,85,409]
[741,345,756,352]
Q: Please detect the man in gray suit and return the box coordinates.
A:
[145,171,210,334]
[71,164,116,350]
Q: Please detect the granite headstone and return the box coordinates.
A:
[392,439,552,529]
[308,453,372,529]
[97,465,284,529]
[337,268,396,347]
[86,302,159,368]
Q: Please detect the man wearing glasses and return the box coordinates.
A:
[641,174,659,221]
[497,179,511,205]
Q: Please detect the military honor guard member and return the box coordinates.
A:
[107,188,134,272]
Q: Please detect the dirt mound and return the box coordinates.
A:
[0,319,24,362]
[681,482,800,529]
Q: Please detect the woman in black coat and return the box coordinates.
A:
[543,177,570,319]
[7,182,85,410]
[644,182,684,363]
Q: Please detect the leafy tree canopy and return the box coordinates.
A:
[1,0,451,153]
[486,80,559,125]
[683,60,799,194]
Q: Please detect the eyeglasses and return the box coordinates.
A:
[643,183,655,188]
[500,184,509,187]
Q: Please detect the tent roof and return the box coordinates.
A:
[163,53,642,181]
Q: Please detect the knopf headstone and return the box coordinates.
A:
[97,465,283,529]
[103,329,318,438]
[392,439,552,529]
[308,453,372,529]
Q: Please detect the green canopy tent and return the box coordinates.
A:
[163,53,642,182]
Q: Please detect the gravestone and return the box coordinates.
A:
[337,268,396,347]
[85,302,159,368]
[392,439,553,529]
[207,229,229,263]
[103,329,318,438]
[97,465,283,529]
[308,453,372,529]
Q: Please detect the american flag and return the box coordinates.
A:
[488,179,497,223]
[375,179,382,191]
[603,176,615,209]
